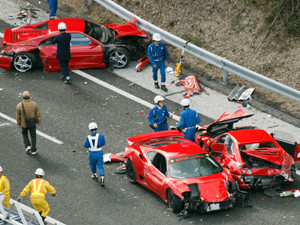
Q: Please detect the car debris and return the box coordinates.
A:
[103,152,126,163]
[280,189,300,197]
[179,75,203,98]
[228,84,255,106]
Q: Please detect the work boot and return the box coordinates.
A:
[25,146,31,154]
[161,85,168,92]
[64,76,72,84]
[100,176,105,187]
[154,82,160,89]
[31,149,37,155]
[91,173,98,180]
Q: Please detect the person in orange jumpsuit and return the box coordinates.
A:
[0,165,10,219]
[17,168,56,222]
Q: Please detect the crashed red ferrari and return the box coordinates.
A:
[195,109,300,189]
[123,130,249,215]
[0,18,151,72]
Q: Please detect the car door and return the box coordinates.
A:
[39,36,60,72]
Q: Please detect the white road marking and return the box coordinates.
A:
[0,32,3,38]
[72,70,181,121]
[0,112,63,145]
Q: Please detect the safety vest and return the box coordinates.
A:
[0,175,9,195]
[31,178,47,197]
[88,133,102,151]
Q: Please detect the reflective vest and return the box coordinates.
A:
[0,175,9,195]
[88,133,102,151]
[30,178,47,197]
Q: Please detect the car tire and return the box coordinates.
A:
[13,52,36,72]
[126,159,137,184]
[108,47,130,69]
[167,189,183,213]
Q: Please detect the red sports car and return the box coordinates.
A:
[195,109,300,189]
[123,130,249,215]
[0,18,151,72]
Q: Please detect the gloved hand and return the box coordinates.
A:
[16,197,22,202]
[52,194,56,197]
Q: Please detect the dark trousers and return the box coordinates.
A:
[22,127,37,150]
[58,59,70,78]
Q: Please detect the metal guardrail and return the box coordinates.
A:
[89,0,300,103]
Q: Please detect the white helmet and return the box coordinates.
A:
[88,122,98,131]
[58,22,67,31]
[154,95,165,104]
[166,67,174,74]
[180,99,190,107]
[153,33,161,41]
[0,166,2,172]
[35,168,45,176]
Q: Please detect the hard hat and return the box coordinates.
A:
[22,91,30,98]
[58,22,67,31]
[166,67,174,74]
[88,122,98,130]
[153,33,161,41]
[154,95,165,104]
[0,166,2,172]
[35,168,45,176]
[180,99,190,107]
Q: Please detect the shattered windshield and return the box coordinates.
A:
[239,142,277,151]
[169,154,223,179]
[84,20,115,44]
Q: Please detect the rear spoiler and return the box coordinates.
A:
[127,130,185,146]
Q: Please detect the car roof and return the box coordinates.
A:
[227,129,276,144]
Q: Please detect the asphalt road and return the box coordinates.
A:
[0,17,300,225]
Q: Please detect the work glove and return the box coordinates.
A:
[52,194,56,197]
[16,197,22,202]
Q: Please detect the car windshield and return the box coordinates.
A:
[239,142,277,151]
[84,20,115,43]
[169,154,223,179]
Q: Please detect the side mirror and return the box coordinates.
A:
[89,41,97,46]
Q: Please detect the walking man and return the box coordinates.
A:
[16,91,42,155]
[84,122,106,187]
[52,22,72,84]
[47,0,58,19]
[148,33,170,92]
[176,99,201,142]
[17,168,56,223]
[148,95,172,132]
[0,165,11,219]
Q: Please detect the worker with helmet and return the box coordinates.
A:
[176,99,201,142]
[148,95,173,132]
[148,33,170,92]
[16,91,42,155]
[52,22,72,84]
[47,0,58,19]
[17,168,56,223]
[84,122,106,186]
[0,165,11,218]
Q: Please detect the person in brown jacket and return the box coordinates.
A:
[16,91,42,155]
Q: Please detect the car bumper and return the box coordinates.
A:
[237,174,289,189]
[0,55,12,70]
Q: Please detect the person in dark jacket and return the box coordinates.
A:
[52,22,72,84]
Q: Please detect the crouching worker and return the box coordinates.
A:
[0,165,11,219]
[17,168,56,223]
[84,122,106,187]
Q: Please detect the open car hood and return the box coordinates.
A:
[242,148,287,165]
[200,109,254,133]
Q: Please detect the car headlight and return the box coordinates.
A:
[247,169,253,175]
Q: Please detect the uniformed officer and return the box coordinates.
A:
[52,22,72,84]
[84,122,106,187]
[148,95,172,132]
[148,33,170,92]
[176,99,201,142]
[0,165,11,218]
[17,168,56,223]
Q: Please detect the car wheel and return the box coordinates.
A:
[167,189,183,213]
[126,159,137,184]
[13,52,36,72]
[108,47,130,69]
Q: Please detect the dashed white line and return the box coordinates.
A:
[0,112,63,145]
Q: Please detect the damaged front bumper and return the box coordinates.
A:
[237,174,292,189]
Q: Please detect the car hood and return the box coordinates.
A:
[169,174,230,202]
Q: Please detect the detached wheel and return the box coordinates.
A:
[167,189,183,213]
[126,159,137,184]
[108,47,130,68]
[13,52,36,72]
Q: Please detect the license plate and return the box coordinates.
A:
[208,203,220,212]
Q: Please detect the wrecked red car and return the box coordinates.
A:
[195,109,299,189]
[124,130,249,215]
[0,18,151,72]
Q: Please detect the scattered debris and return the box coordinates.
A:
[264,188,280,197]
[179,75,203,98]
[103,152,126,163]
[128,83,134,87]
[115,164,126,174]
[296,170,300,176]
[280,189,300,197]
[228,84,255,106]
[135,54,149,72]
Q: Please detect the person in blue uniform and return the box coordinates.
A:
[148,95,172,132]
[52,22,72,84]
[176,99,201,142]
[47,0,58,19]
[148,33,170,92]
[84,122,106,187]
